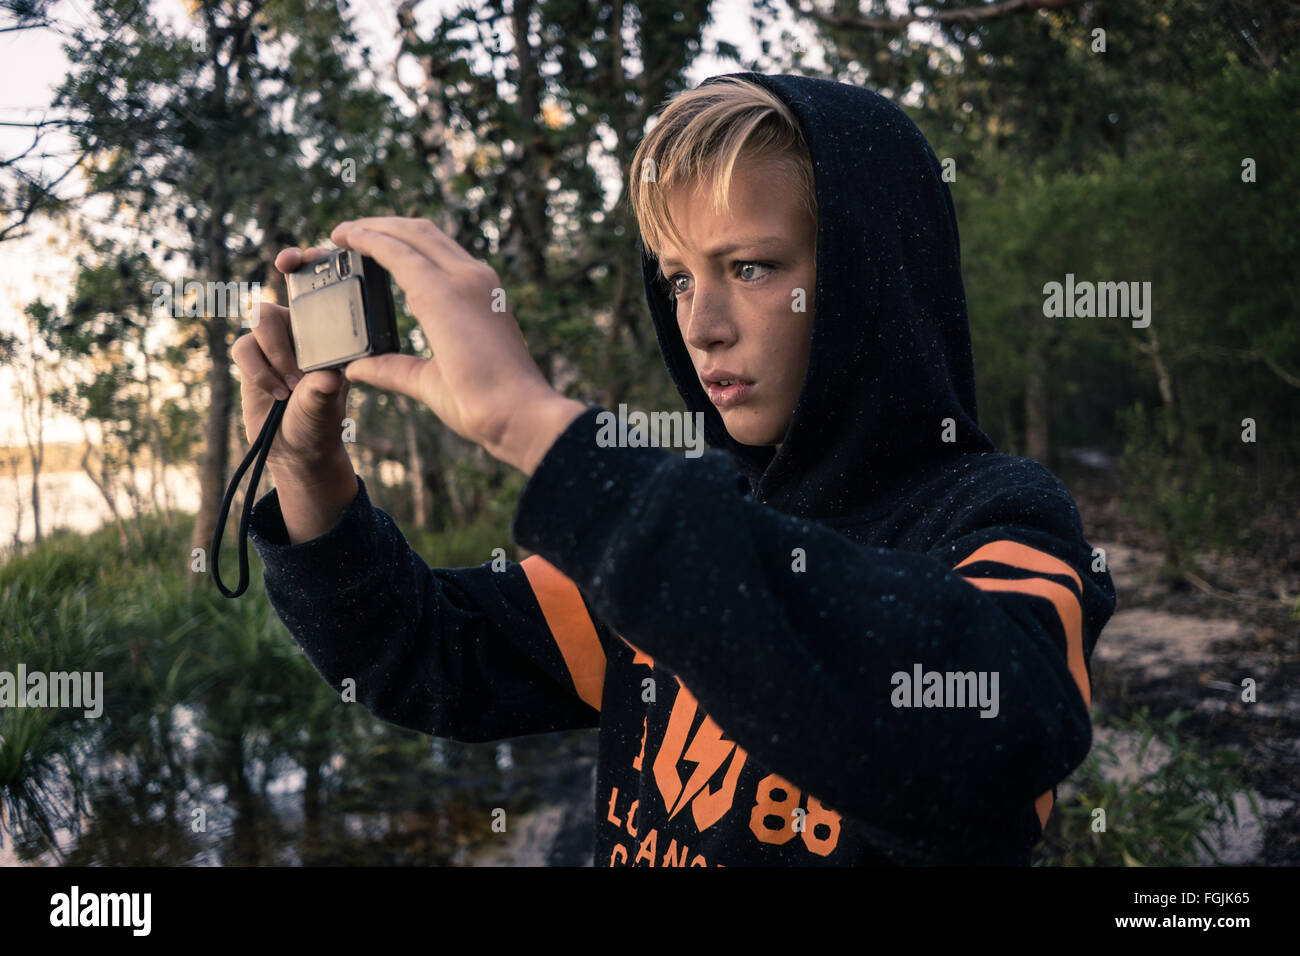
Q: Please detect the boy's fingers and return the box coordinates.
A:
[252,301,302,382]
[274,245,333,275]
[333,218,458,270]
[253,301,289,325]
[273,248,304,273]
[232,333,290,400]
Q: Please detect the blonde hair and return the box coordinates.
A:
[627,76,817,260]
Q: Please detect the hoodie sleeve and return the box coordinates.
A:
[247,475,602,742]
[511,406,1116,860]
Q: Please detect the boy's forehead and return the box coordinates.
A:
[659,166,812,265]
[658,233,791,267]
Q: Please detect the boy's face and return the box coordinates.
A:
[659,156,817,447]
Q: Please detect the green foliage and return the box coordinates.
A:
[947,47,1299,562]
[1036,708,1261,866]
[1118,403,1236,569]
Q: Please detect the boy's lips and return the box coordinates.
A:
[706,381,753,407]
[701,371,755,408]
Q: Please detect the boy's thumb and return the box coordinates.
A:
[291,370,346,419]
[343,354,425,402]
[296,369,344,400]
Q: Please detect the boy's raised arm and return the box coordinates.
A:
[247,475,604,742]
[512,406,1117,861]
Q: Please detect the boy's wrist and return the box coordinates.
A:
[270,446,355,493]
[269,449,359,545]
[491,392,588,476]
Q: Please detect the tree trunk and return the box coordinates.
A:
[1142,323,1179,445]
[1024,318,1050,464]
[399,396,427,529]
[80,431,129,551]
[7,455,24,552]
[28,470,40,546]
[190,289,233,564]
[140,325,166,519]
[189,14,235,572]
[510,0,550,286]
[124,456,148,546]
[19,346,46,544]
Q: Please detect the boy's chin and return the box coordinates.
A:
[720,412,784,448]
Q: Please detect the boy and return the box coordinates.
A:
[237,72,1116,865]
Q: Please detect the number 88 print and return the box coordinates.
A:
[749,773,842,856]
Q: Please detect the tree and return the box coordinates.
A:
[307,0,727,531]
[0,0,84,242]
[53,0,406,562]
[0,303,54,545]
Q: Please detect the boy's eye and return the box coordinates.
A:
[737,262,773,281]
[669,273,691,296]
[663,261,773,298]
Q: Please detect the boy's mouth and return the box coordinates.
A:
[701,370,755,408]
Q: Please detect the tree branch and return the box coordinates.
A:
[792,0,1084,33]
[1175,344,1300,389]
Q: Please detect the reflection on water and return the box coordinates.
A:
[0,703,597,867]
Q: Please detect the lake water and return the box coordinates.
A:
[0,465,201,552]
[0,702,598,867]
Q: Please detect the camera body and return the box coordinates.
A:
[285,249,399,373]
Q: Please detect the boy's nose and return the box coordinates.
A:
[681,292,736,351]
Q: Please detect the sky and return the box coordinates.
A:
[0,0,831,446]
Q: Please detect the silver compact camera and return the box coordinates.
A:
[285,249,399,373]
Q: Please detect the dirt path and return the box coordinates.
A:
[1081,538,1300,864]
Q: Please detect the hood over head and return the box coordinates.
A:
[639,72,995,520]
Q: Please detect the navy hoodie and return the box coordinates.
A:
[247,72,1117,866]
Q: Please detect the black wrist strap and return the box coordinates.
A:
[212,397,289,598]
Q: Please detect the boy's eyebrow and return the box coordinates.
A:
[658,235,788,268]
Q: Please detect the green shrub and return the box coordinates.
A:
[1036,707,1261,866]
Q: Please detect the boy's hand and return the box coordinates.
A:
[330,217,584,474]
[232,245,353,488]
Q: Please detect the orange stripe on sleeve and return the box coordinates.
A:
[955,542,1090,834]
[955,540,1082,594]
[520,555,606,711]
[628,643,655,668]
[1035,790,1054,831]
[960,575,1090,709]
